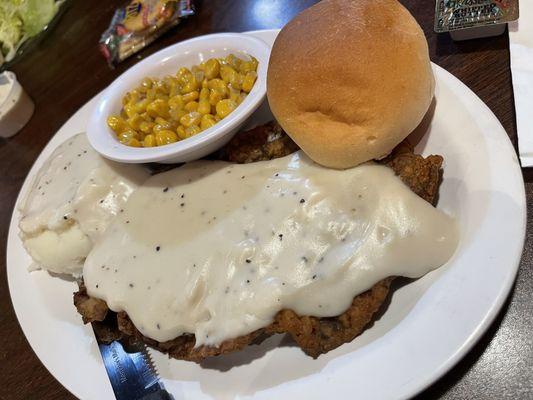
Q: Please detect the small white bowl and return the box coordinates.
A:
[87,33,271,164]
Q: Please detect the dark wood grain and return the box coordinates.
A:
[1,1,531,399]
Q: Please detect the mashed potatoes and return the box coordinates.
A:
[19,133,149,276]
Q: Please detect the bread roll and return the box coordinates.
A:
[267,0,435,169]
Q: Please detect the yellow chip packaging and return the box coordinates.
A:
[100,0,195,66]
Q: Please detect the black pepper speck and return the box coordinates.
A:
[156,246,161,251]
[129,283,134,288]
[300,199,306,204]
[245,259,251,263]
[163,187,169,192]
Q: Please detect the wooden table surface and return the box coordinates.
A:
[1,1,532,399]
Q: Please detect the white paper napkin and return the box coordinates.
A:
[509,2,533,166]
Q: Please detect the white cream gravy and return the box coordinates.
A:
[84,151,458,346]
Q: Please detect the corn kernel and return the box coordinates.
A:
[184,101,199,112]
[242,71,257,93]
[198,99,211,115]
[155,130,178,146]
[124,103,137,119]
[176,67,191,79]
[225,54,242,70]
[107,116,128,133]
[118,129,138,143]
[127,138,141,147]
[135,99,149,113]
[209,89,223,106]
[228,86,240,103]
[177,126,187,140]
[220,65,238,84]
[139,112,152,122]
[141,77,154,89]
[204,58,220,80]
[239,61,255,74]
[207,78,227,93]
[216,99,237,118]
[250,56,259,71]
[182,91,199,103]
[168,95,184,109]
[185,125,201,137]
[199,87,209,100]
[146,99,170,118]
[143,134,156,147]
[180,112,202,127]
[237,92,247,105]
[154,117,172,128]
[200,114,217,130]
[154,123,174,135]
[139,121,155,134]
[169,107,187,121]
[127,114,144,130]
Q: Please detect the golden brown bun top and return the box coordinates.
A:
[267,0,435,169]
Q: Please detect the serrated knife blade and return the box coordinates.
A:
[98,339,173,400]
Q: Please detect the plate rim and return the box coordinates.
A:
[6,28,526,400]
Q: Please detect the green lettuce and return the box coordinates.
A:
[0,0,61,62]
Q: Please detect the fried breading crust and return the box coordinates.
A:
[74,122,442,361]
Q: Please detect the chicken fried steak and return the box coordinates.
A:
[74,122,443,361]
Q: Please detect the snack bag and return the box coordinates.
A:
[100,0,195,66]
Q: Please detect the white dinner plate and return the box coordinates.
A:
[7,30,526,400]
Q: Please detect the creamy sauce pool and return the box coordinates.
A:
[84,152,458,346]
